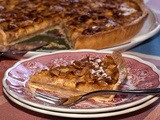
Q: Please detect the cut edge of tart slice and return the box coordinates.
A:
[28,51,128,102]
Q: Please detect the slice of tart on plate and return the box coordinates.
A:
[28,51,128,102]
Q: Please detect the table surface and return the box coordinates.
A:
[0,0,160,120]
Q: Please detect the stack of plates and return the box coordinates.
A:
[2,50,160,118]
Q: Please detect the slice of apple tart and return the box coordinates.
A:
[28,51,128,102]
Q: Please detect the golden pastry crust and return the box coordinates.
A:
[28,51,128,102]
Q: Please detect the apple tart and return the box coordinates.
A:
[0,0,148,50]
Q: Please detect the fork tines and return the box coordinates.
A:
[35,91,61,105]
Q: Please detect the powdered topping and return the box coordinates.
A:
[120,3,137,16]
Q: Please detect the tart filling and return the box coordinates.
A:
[28,51,128,101]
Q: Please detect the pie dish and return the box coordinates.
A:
[28,51,128,102]
[0,0,148,50]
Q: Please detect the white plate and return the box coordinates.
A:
[104,9,160,51]
[2,50,160,114]
[3,87,159,118]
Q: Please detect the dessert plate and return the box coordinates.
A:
[2,50,160,114]
[3,87,159,118]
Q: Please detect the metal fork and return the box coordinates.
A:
[34,88,160,106]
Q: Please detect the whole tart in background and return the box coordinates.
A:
[0,0,148,50]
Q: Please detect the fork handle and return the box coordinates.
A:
[83,88,160,98]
